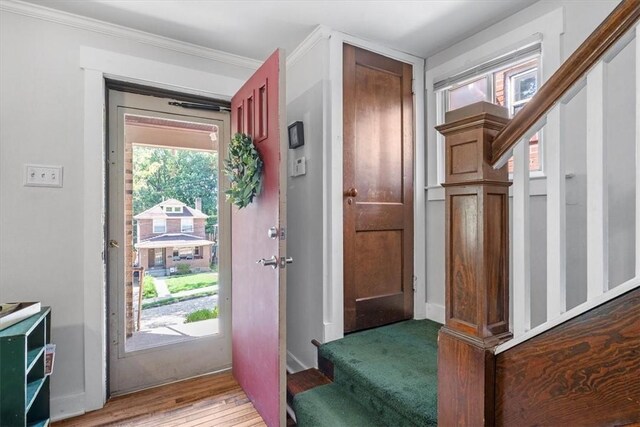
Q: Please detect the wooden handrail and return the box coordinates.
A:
[491,0,640,166]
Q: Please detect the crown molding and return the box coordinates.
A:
[0,0,261,70]
[286,24,331,68]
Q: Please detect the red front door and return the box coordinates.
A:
[231,49,286,427]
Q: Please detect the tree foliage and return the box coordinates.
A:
[133,146,219,233]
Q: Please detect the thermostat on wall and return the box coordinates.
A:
[293,157,306,177]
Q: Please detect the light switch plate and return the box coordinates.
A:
[24,164,63,187]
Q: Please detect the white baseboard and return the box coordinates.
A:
[51,392,86,422]
[286,350,310,374]
[426,303,445,324]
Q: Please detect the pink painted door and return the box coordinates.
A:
[231,49,286,427]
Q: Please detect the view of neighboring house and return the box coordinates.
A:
[134,198,214,275]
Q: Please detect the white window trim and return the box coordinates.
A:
[425,7,565,201]
[153,218,166,233]
[181,218,194,233]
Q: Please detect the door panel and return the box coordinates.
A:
[107,90,231,395]
[231,49,286,427]
[343,44,414,333]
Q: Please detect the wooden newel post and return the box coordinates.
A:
[435,102,513,426]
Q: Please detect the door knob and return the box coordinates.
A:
[280,257,293,268]
[108,240,120,248]
[257,255,278,269]
[345,188,358,197]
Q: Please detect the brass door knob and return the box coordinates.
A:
[345,188,358,197]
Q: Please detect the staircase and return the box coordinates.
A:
[289,1,640,425]
[289,319,439,426]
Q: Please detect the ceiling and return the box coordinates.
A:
[22,0,537,61]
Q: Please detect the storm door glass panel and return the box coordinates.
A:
[125,113,221,352]
[108,89,231,396]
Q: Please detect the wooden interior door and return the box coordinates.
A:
[343,44,414,333]
[231,49,286,427]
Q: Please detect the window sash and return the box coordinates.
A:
[434,42,541,91]
[153,219,166,233]
[181,218,194,233]
[435,51,543,179]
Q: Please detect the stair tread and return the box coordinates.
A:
[293,382,379,427]
[287,368,332,398]
[318,319,440,426]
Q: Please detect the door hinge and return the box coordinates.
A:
[411,79,415,95]
[413,275,417,292]
[280,227,286,240]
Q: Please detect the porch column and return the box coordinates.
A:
[435,102,512,426]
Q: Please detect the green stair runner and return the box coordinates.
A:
[293,319,440,426]
[293,383,378,427]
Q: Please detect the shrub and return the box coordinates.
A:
[184,306,219,323]
[142,276,157,299]
[176,263,191,275]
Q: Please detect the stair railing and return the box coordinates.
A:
[435,1,640,424]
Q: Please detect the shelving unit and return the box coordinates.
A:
[0,307,51,427]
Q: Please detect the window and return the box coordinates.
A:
[179,247,194,259]
[164,206,183,213]
[181,218,194,233]
[152,219,166,233]
[447,77,489,111]
[436,46,541,174]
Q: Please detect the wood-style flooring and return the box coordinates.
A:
[52,371,266,427]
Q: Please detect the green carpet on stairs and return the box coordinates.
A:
[293,382,379,427]
[294,319,440,426]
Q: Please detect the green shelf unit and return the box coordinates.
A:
[0,307,51,427]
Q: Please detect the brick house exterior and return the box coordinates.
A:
[134,199,214,276]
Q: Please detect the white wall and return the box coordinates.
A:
[0,4,254,420]
[285,36,329,371]
[424,0,635,327]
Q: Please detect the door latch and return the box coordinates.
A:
[280,257,293,268]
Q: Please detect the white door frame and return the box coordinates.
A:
[80,46,250,412]
[324,32,426,343]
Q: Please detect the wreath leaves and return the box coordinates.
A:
[224,133,263,209]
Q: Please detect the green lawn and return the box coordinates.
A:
[184,307,219,323]
[166,272,218,293]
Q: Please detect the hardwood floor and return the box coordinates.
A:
[52,372,266,427]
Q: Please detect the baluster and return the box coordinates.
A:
[586,61,609,299]
[512,139,531,335]
[546,108,567,319]
[636,25,640,278]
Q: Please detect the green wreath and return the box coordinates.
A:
[224,133,263,209]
